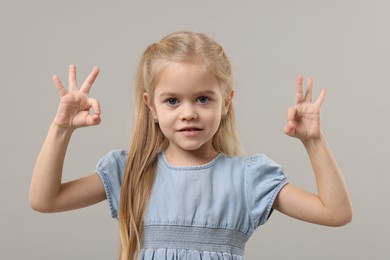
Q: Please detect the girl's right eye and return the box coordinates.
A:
[166,98,179,106]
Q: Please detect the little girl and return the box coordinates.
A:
[30,31,352,260]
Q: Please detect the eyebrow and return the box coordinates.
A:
[158,90,218,98]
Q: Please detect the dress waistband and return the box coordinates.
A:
[143,225,249,256]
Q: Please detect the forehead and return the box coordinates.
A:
[154,62,221,96]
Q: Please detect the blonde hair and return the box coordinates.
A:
[118,31,241,260]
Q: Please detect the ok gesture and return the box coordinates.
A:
[52,64,101,129]
[283,76,326,141]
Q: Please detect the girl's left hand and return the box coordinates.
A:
[283,76,326,141]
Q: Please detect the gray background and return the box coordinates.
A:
[1,0,389,259]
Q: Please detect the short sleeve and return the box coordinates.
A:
[245,154,288,229]
[95,149,127,219]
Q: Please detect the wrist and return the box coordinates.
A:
[50,122,75,137]
[301,131,326,149]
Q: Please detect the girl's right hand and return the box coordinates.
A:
[52,64,101,130]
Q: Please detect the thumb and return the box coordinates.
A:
[85,114,101,126]
[283,121,296,137]
[85,98,101,126]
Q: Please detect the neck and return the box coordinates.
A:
[164,146,219,167]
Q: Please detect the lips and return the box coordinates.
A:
[178,127,202,132]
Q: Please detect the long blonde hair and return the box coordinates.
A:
[118,31,241,260]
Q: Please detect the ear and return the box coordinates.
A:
[223,90,234,115]
[143,93,157,120]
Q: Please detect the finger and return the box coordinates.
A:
[314,88,327,108]
[304,77,313,102]
[295,76,304,105]
[287,106,297,122]
[81,66,100,93]
[68,64,78,91]
[88,97,101,116]
[52,75,67,97]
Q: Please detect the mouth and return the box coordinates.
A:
[178,127,202,132]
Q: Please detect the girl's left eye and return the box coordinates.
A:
[196,96,209,104]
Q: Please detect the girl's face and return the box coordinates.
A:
[144,61,233,164]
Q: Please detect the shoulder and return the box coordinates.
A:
[219,154,287,187]
[246,154,284,171]
[218,153,282,171]
[95,149,127,219]
[103,149,128,160]
[97,149,127,164]
[95,149,127,177]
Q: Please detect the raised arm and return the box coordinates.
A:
[273,76,353,226]
[29,65,106,213]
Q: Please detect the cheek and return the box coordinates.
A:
[205,110,223,126]
[155,112,173,130]
[153,103,166,120]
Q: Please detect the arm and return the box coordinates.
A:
[30,64,106,213]
[273,76,353,227]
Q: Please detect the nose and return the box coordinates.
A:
[180,103,198,121]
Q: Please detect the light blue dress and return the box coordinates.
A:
[96,150,288,260]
